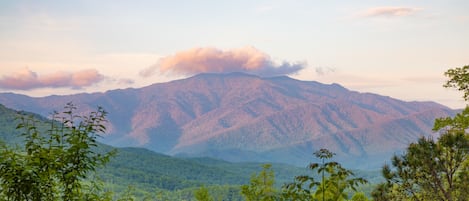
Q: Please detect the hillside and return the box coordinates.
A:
[0,103,382,199]
[0,104,305,188]
[0,73,456,168]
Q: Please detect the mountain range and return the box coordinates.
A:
[0,72,455,168]
[0,103,323,199]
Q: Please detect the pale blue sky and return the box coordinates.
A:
[0,0,468,108]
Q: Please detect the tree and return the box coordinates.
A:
[194,186,214,201]
[117,186,136,201]
[282,149,367,201]
[241,164,277,201]
[372,131,469,200]
[350,192,368,201]
[372,65,469,201]
[443,65,469,101]
[0,103,115,201]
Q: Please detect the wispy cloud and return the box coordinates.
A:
[360,7,422,18]
[116,78,135,85]
[315,67,335,76]
[140,46,305,77]
[0,68,104,90]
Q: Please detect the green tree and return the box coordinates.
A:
[194,186,214,201]
[372,65,469,201]
[241,164,277,201]
[350,192,368,201]
[443,65,469,101]
[117,186,137,201]
[0,103,115,201]
[371,124,469,201]
[282,149,367,201]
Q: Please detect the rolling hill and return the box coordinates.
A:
[0,72,455,168]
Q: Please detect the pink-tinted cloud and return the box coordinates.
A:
[116,78,135,85]
[361,7,422,18]
[0,68,104,90]
[140,46,305,77]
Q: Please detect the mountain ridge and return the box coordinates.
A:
[0,72,455,168]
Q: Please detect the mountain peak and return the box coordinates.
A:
[192,72,260,79]
[0,74,455,168]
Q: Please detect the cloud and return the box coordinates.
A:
[140,46,305,77]
[361,7,422,18]
[117,78,135,85]
[0,68,104,90]
[315,67,335,76]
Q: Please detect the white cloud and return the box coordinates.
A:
[360,7,422,18]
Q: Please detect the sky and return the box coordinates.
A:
[0,0,468,109]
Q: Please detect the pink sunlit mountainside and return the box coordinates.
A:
[0,72,455,168]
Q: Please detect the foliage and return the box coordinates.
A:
[241,164,277,201]
[350,192,368,201]
[443,65,469,101]
[0,104,49,146]
[99,147,250,191]
[0,103,379,200]
[138,185,243,201]
[0,103,115,201]
[194,186,214,201]
[117,186,137,201]
[282,149,367,201]
[371,125,469,200]
[372,65,469,201]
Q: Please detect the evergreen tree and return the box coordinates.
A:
[241,164,277,201]
[372,65,469,201]
[371,123,469,200]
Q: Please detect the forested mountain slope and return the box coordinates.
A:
[0,73,455,168]
[0,104,312,191]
